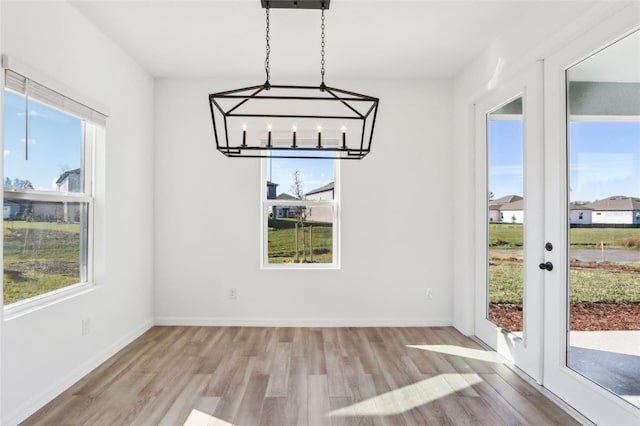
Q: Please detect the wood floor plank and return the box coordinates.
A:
[471,380,530,425]
[265,342,291,397]
[308,374,331,426]
[211,356,256,423]
[157,374,211,425]
[482,372,580,425]
[23,326,581,426]
[259,397,287,425]
[235,372,270,426]
[306,328,328,374]
[324,341,350,398]
[283,355,309,425]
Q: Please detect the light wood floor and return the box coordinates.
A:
[24,326,580,425]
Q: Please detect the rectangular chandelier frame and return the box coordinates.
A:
[209,83,379,159]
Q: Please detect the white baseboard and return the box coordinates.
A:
[3,319,154,426]
[154,317,452,328]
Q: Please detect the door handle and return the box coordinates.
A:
[539,261,553,271]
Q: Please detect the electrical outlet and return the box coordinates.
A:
[82,318,91,336]
[229,288,238,300]
[425,288,433,300]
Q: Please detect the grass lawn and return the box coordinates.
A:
[488,224,640,304]
[489,223,640,249]
[268,218,333,263]
[489,256,640,304]
[3,220,82,305]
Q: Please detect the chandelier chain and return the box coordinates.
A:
[320,6,326,85]
[265,7,271,85]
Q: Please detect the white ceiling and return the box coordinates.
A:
[69,0,602,81]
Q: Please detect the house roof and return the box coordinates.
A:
[490,194,523,205]
[56,168,80,184]
[276,193,296,200]
[586,196,640,211]
[570,202,593,211]
[500,199,524,210]
[306,182,334,196]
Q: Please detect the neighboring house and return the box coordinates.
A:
[305,182,334,201]
[3,200,25,220]
[569,202,593,225]
[274,193,297,218]
[489,204,502,222]
[54,169,82,222]
[499,199,524,224]
[586,196,640,225]
[488,195,523,223]
[491,194,523,205]
[266,181,278,200]
[56,168,81,193]
[304,182,334,223]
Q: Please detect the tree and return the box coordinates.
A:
[291,171,308,262]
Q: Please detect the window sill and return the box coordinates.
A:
[261,263,340,270]
[3,282,95,321]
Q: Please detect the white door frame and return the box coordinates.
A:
[474,62,544,383]
[543,4,640,424]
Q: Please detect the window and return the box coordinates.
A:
[3,68,105,307]
[262,154,339,268]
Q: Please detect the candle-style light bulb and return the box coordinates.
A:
[292,126,297,148]
[317,126,322,149]
[242,124,247,147]
[267,124,272,147]
[341,126,346,149]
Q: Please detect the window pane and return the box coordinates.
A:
[266,205,334,264]
[3,90,83,192]
[487,98,525,333]
[565,30,640,408]
[265,154,335,200]
[3,200,88,305]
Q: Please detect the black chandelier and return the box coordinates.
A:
[209,0,379,159]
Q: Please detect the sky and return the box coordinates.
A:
[266,154,334,197]
[489,119,640,203]
[3,90,82,191]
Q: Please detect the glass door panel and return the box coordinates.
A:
[487,99,524,334]
[474,64,544,382]
[566,30,640,409]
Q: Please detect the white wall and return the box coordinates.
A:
[1,2,154,424]
[154,78,453,326]
[592,210,635,225]
[570,210,593,225]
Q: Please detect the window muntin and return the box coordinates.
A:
[3,79,100,307]
[262,153,339,268]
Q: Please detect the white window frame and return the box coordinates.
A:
[2,59,106,318]
[261,159,340,269]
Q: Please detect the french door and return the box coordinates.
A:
[474,63,544,383]
[542,15,640,426]
[475,6,640,424]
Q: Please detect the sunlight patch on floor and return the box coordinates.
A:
[327,373,483,417]
[407,344,506,364]
[183,409,235,426]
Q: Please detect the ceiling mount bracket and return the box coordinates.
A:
[261,0,330,10]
